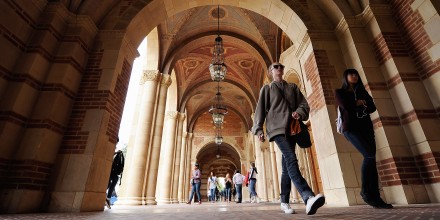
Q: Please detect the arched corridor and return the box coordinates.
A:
[0,0,439,215]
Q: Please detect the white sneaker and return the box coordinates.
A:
[305,194,325,215]
[280,203,295,214]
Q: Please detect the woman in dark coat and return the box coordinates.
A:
[335,68,392,209]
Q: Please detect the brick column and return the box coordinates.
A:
[144,74,171,205]
[0,2,98,213]
[47,27,138,212]
[117,70,160,205]
[156,111,179,204]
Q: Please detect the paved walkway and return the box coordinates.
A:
[1,202,440,219]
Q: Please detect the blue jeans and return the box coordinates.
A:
[343,130,380,199]
[225,188,231,201]
[188,182,201,202]
[210,188,216,201]
[273,135,314,204]
[235,184,243,202]
[249,179,257,197]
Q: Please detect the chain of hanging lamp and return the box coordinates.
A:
[209,5,227,82]
[209,5,227,147]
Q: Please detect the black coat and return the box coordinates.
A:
[335,88,376,133]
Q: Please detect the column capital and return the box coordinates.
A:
[187,133,193,139]
[165,111,179,120]
[182,132,188,138]
[161,74,172,87]
[178,113,186,121]
[140,70,160,84]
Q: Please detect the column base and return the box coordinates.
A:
[156,198,172,205]
[115,197,143,205]
[145,197,157,205]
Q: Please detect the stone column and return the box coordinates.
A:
[144,74,171,205]
[184,133,194,200]
[156,111,179,204]
[178,132,188,203]
[171,113,185,203]
[254,135,268,202]
[269,142,280,202]
[118,70,160,205]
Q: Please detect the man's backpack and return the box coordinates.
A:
[111,151,125,176]
[336,106,343,134]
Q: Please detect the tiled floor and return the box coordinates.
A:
[1,202,440,220]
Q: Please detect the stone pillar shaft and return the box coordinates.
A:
[171,113,185,203]
[177,132,188,203]
[269,142,280,201]
[184,133,194,200]
[144,74,171,205]
[156,111,179,204]
[118,70,160,205]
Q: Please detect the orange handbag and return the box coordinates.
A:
[290,119,301,135]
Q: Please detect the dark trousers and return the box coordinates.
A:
[188,182,201,202]
[343,130,380,199]
[235,184,243,202]
[107,173,119,199]
[274,135,314,204]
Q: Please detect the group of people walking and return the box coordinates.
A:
[187,63,393,216]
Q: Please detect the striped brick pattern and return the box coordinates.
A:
[377,152,440,186]
[390,0,440,80]
[0,158,52,191]
[304,50,338,114]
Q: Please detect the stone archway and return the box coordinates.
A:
[194,142,242,201]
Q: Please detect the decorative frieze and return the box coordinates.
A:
[140,70,160,84]
[161,74,172,87]
[165,111,179,120]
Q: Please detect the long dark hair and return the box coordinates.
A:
[341,68,365,92]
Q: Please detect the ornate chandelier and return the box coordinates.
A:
[214,126,223,146]
[209,82,228,127]
[209,5,227,82]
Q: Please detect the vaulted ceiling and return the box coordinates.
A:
[158,6,282,131]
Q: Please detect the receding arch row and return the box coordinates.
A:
[161,30,273,77]
[188,104,251,133]
[179,78,257,114]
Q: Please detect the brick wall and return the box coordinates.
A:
[304,50,337,114]
[390,0,440,80]
[377,151,440,186]
[0,158,52,190]
[193,112,243,136]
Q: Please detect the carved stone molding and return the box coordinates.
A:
[140,70,160,84]
[161,74,172,87]
[165,111,179,120]
[179,113,186,122]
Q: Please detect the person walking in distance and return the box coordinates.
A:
[252,62,325,215]
[335,68,392,209]
[224,173,233,203]
[208,172,218,203]
[248,162,259,203]
[232,169,245,203]
[187,163,202,204]
[105,139,124,209]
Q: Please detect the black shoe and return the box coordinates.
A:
[360,192,378,207]
[374,198,393,209]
